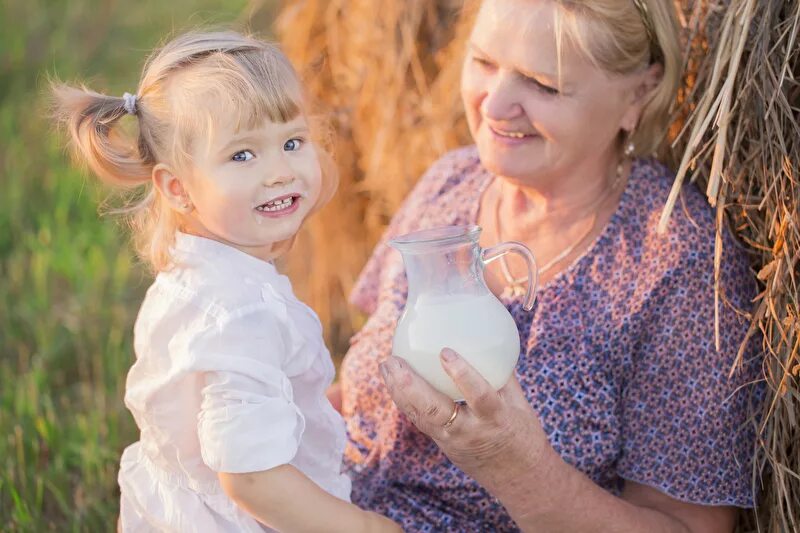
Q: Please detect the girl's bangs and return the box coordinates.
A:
[170,51,306,161]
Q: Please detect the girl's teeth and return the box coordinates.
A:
[257,197,295,212]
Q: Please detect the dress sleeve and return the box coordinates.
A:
[350,148,473,314]
[617,238,763,507]
[192,306,306,474]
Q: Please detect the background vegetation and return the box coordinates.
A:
[0,1,276,529]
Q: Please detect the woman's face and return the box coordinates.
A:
[461,0,648,185]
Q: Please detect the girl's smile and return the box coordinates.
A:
[254,193,303,217]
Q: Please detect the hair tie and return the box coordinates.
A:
[631,0,662,63]
[122,92,138,115]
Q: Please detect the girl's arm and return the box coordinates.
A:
[218,465,401,532]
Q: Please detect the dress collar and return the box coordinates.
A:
[173,232,281,282]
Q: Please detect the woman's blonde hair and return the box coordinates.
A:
[553,0,682,156]
[52,30,337,271]
[466,0,682,156]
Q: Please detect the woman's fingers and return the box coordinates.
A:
[498,372,532,409]
[439,348,502,419]
[379,356,460,436]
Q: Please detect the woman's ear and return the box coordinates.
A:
[620,62,664,131]
[152,164,194,213]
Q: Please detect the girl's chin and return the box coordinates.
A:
[257,230,301,248]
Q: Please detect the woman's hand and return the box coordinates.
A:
[379,348,553,498]
[380,348,734,533]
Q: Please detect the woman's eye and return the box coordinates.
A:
[527,78,559,96]
[232,150,254,162]
[539,84,559,96]
[284,138,304,151]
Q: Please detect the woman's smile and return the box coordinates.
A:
[487,124,540,145]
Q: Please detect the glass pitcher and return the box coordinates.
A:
[389,225,538,400]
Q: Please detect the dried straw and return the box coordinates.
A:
[274,0,475,351]
[666,1,800,530]
[273,0,799,530]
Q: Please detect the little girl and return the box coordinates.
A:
[53,31,400,532]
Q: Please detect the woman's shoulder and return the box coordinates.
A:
[392,145,487,227]
[426,144,483,177]
[626,159,726,266]
[409,145,485,199]
[618,158,754,305]
[632,159,713,230]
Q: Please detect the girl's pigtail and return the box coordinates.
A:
[50,83,153,187]
[50,82,177,272]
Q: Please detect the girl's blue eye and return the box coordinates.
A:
[232,150,254,162]
[284,138,303,152]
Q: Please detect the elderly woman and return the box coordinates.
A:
[338,0,761,531]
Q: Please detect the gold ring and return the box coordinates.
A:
[442,402,460,429]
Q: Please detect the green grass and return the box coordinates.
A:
[0,1,275,529]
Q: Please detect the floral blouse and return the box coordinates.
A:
[340,146,763,531]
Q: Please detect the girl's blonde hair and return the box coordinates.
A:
[466,0,682,156]
[52,30,337,271]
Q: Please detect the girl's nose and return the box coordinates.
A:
[481,75,523,121]
[264,157,296,187]
[265,174,295,187]
[264,153,295,187]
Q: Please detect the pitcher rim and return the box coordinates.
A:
[388,224,481,251]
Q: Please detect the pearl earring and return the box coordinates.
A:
[615,130,636,185]
[623,131,636,158]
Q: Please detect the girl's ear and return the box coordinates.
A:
[619,62,663,132]
[152,164,194,213]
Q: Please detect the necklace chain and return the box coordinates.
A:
[495,163,626,296]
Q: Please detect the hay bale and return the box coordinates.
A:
[275,0,474,352]
[275,0,799,529]
[666,1,800,531]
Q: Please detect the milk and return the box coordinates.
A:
[392,292,521,400]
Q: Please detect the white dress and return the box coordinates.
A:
[118,233,351,532]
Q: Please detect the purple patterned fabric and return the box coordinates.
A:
[341,146,763,531]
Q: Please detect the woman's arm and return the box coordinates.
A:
[380,350,735,533]
[490,446,735,532]
[219,465,401,532]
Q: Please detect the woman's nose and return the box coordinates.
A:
[481,75,523,121]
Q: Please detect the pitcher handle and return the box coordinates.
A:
[480,241,538,311]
